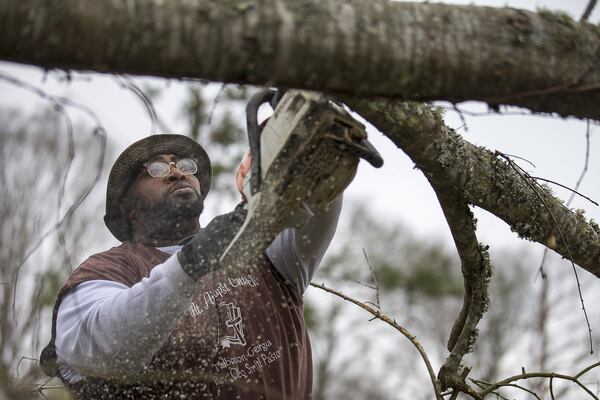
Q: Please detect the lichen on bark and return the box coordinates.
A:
[346,98,600,278]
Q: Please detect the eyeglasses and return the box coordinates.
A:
[143,158,198,178]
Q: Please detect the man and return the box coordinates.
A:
[40,133,345,399]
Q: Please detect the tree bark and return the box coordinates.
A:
[1,0,599,120]
[346,99,600,279]
[432,192,492,392]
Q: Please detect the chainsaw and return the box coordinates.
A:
[220,89,383,268]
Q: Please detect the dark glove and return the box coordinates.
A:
[178,205,247,280]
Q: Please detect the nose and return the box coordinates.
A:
[167,162,186,181]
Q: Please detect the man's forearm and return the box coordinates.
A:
[55,253,198,378]
[266,195,343,293]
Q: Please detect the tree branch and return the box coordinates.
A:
[309,282,443,400]
[349,100,495,393]
[498,152,593,353]
[345,99,600,279]
[1,0,600,119]
[434,196,492,392]
[478,362,600,399]
[581,0,597,22]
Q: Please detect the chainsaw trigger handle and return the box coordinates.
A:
[270,89,287,110]
[246,89,277,195]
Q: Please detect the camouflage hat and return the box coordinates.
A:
[104,134,212,242]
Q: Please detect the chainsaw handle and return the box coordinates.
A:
[246,89,276,195]
[246,89,383,196]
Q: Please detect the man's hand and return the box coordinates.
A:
[177,206,247,280]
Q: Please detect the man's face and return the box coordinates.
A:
[125,153,204,222]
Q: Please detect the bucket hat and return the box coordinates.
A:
[104,134,212,241]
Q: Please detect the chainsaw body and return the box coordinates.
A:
[221,89,382,267]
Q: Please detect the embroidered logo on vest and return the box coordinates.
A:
[217,302,246,348]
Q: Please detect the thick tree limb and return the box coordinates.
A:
[346,99,600,278]
[1,1,600,119]
[350,99,494,391]
[434,197,492,392]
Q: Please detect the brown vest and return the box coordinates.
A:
[41,242,312,400]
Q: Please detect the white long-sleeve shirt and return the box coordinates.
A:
[55,197,342,383]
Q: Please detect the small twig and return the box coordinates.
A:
[18,378,64,400]
[479,362,600,399]
[575,361,600,379]
[208,83,227,126]
[536,248,549,280]
[16,356,38,377]
[581,0,597,22]
[499,153,536,169]
[442,104,536,118]
[116,76,171,133]
[116,76,157,132]
[362,248,381,309]
[550,376,556,400]
[49,70,92,83]
[351,280,377,290]
[497,151,594,354]
[452,103,469,133]
[56,108,74,216]
[56,108,75,273]
[471,379,511,400]
[535,120,593,370]
[567,121,592,206]
[531,176,598,206]
[38,385,64,390]
[57,227,73,273]
[502,383,541,399]
[310,281,443,400]
[441,104,600,123]
[474,378,541,400]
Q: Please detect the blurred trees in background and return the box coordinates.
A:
[0,107,108,399]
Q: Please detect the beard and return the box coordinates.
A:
[130,190,204,229]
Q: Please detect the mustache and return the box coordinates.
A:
[169,181,199,195]
[131,191,204,216]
